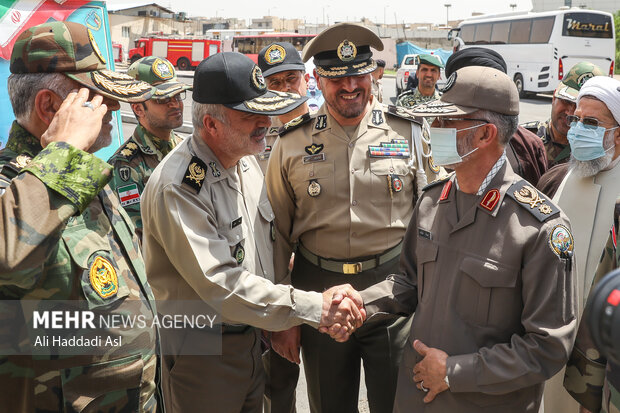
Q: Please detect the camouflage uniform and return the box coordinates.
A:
[108,125,183,239]
[395,87,442,108]
[0,123,159,412]
[564,198,620,413]
[0,21,159,412]
[522,119,571,168]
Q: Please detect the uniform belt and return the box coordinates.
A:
[297,242,402,275]
[221,324,252,334]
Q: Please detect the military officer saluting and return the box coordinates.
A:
[0,22,159,412]
[108,56,191,241]
[266,23,439,413]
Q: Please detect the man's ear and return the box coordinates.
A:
[132,102,146,119]
[33,89,62,126]
[304,73,310,83]
[478,123,499,148]
[202,113,220,135]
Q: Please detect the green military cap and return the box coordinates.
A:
[10,21,153,103]
[418,54,444,69]
[555,61,604,102]
[302,22,383,78]
[127,56,192,99]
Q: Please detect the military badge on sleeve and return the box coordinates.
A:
[548,224,574,259]
[234,243,245,264]
[89,256,119,299]
[118,166,131,182]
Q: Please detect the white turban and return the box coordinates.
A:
[577,76,620,126]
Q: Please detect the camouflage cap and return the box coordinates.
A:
[554,61,604,102]
[127,56,191,99]
[10,21,153,103]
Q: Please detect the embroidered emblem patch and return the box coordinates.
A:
[209,161,221,177]
[118,183,140,207]
[439,181,452,201]
[315,115,327,130]
[307,179,321,197]
[152,58,174,80]
[234,243,245,264]
[251,65,266,91]
[89,256,118,299]
[305,143,324,155]
[264,44,286,64]
[371,110,383,125]
[548,224,574,258]
[182,156,207,193]
[337,40,357,62]
[88,29,106,64]
[480,189,500,212]
[118,166,130,182]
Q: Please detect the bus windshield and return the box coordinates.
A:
[562,12,613,38]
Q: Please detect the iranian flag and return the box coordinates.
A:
[118,183,140,207]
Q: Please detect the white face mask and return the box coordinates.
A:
[429,124,484,166]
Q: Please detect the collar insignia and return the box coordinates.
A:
[315,115,327,130]
[480,189,500,212]
[371,110,384,125]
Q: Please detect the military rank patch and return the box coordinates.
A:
[279,113,313,137]
[182,156,207,193]
[305,143,324,155]
[428,156,440,173]
[385,105,423,125]
[10,154,31,169]
[209,161,221,177]
[234,243,245,264]
[548,224,574,259]
[479,189,500,212]
[117,183,140,207]
[315,115,327,130]
[119,142,139,160]
[307,179,321,197]
[371,110,384,125]
[118,166,131,182]
[369,139,410,158]
[439,180,452,201]
[268,127,280,135]
[89,256,118,299]
[506,180,559,221]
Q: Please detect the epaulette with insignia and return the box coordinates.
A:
[520,120,540,133]
[422,173,453,191]
[385,105,423,125]
[506,180,560,222]
[117,141,139,161]
[278,112,313,137]
[0,154,32,180]
[182,156,208,194]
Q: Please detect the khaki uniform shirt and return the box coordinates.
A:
[108,124,183,240]
[0,122,158,412]
[256,119,282,175]
[360,163,577,412]
[141,132,322,329]
[266,99,439,281]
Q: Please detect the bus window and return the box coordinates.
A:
[474,23,492,44]
[461,25,476,44]
[530,16,555,43]
[509,19,532,44]
[562,12,613,38]
[490,22,510,44]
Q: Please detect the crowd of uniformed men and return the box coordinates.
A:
[0,18,619,413]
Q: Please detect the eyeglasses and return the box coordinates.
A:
[565,115,619,129]
[435,117,489,128]
[152,91,186,105]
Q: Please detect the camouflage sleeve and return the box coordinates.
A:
[0,142,111,283]
[564,229,617,411]
[108,160,145,240]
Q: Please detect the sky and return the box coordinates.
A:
[106,0,536,26]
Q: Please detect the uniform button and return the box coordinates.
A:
[352,200,358,206]
[309,171,315,177]
[351,169,355,174]
[389,167,394,173]
[348,142,354,148]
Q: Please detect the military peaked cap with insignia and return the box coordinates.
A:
[302,23,383,78]
[258,42,306,77]
[127,56,192,99]
[193,52,307,115]
[279,112,313,137]
[10,21,153,103]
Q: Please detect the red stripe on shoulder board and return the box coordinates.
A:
[439,181,452,201]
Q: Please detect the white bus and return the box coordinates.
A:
[448,8,615,97]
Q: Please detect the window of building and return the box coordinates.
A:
[122,26,130,37]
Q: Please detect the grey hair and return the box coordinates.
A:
[191,102,228,130]
[7,73,73,122]
[472,109,519,146]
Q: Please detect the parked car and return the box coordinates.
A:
[395,54,419,95]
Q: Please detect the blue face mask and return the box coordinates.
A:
[429,125,482,166]
[567,122,618,161]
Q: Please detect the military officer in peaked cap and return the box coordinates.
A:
[141,52,367,413]
[265,23,440,413]
[108,56,191,242]
[0,21,159,412]
[257,41,311,175]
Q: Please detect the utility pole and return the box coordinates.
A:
[444,4,451,27]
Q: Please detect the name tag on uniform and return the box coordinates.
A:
[231,217,242,228]
[303,153,326,164]
[418,228,432,240]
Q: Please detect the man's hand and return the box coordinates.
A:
[318,284,366,342]
[413,340,449,403]
[271,326,301,364]
[41,88,107,152]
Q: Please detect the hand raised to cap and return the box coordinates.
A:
[319,284,366,342]
[41,88,108,152]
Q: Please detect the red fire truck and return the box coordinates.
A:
[129,37,221,70]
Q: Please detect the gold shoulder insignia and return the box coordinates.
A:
[279,112,313,137]
[10,154,31,169]
[506,180,559,222]
[385,104,423,125]
[182,156,208,193]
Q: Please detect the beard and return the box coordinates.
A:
[145,107,184,130]
[220,122,267,159]
[87,115,114,153]
[323,86,370,119]
[569,131,615,178]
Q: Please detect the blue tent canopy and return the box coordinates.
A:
[396,42,452,67]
